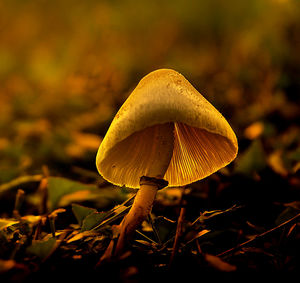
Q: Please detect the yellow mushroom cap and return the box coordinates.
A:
[96,69,238,188]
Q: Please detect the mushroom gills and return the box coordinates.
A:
[101,122,236,188]
[165,122,237,185]
[102,122,174,187]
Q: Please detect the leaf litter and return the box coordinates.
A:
[0,0,300,280]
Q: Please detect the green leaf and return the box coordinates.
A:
[153,216,176,244]
[72,204,96,226]
[0,175,43,195]
[26,237,57,259]
[235,139,267,176]
[275,207,300,226]
[81,212,109,232]
[47,177,98,210]
[90,205,130,231]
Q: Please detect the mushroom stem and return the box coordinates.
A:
[114,182,158,256]
[114,122,174,257]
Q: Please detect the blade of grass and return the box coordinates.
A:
[91,193,136,231]
[218,212,300,257]
[148,214,161,244]
[91,205,131,231]
[136,229,157,245]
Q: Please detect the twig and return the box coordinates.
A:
[136,229,157,244]
[33,217,47,241]
[13,189,25,218]
[48,209,66,238]
[217,212,300,257]
[169,206,186,264]
[169,187,188,266]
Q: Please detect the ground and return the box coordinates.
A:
[0,0,299,281]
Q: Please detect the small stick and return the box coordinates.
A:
[48,215,56,238]
[33,218,44,241]
[169,187,187,266]
[13,189,25,218]
[48,208,66,238]
[217,212,300,257]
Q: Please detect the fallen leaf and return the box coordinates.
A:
[293,161,300,173]
[47,177,98,210]
[65,131,102,158]
[26,237,57,260]
[204,254,237,272]
[0,219,19,230]
[153,216,176,244]
[244,121,264,140]
[72,203,97,226]
[49,208,66,218]
[268,150,288,176]
[81,211,109,231]
[235,139,267,176]
[185,229,211,245]
[21,215,42,225]
[66,230,97,243]
[58,190,94,207]
[0,175,43,195]
[275,206,300,226]
[0,259,16,274]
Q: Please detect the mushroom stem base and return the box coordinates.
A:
[114,183,158,257]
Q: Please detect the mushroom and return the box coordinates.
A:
[96,69,238,257]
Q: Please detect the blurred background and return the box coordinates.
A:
[0,0,299,184]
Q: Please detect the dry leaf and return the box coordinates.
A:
[58,190,93,207]
[204,254,237,272]
[67,230,97,243]
[244,121,264,140]
[0,259,16,274]
[268,150,288,176]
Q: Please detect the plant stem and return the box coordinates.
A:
[169,188,187,266]
[49,215,56,238]
[13,189,25,218]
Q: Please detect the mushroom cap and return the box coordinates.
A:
[96,69,238,188]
